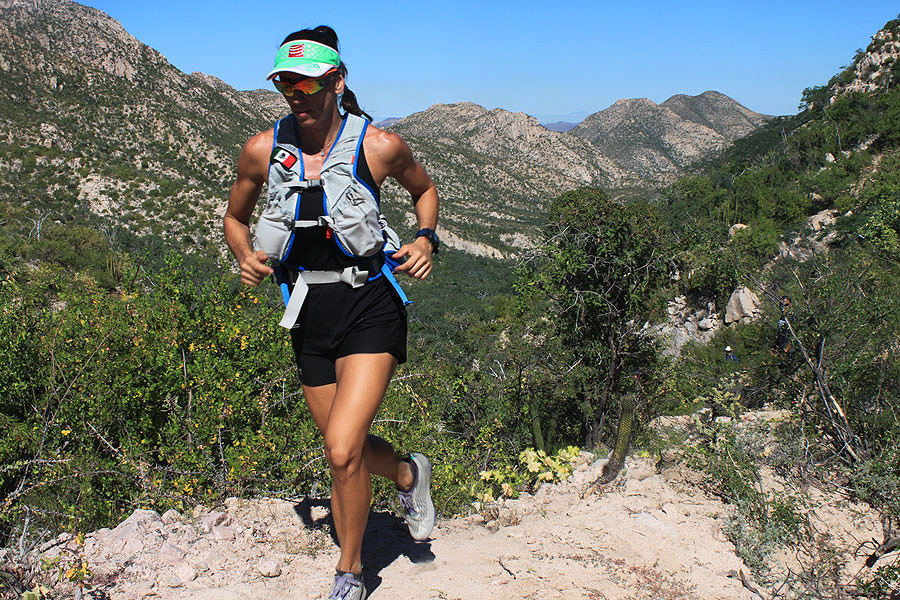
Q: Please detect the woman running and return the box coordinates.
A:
[223,25,438,600]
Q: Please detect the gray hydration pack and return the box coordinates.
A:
[253,113,408,328]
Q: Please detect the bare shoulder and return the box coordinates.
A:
[362,124,415,180]
[237,128,274,181]
[364,125,412,162]
[244,128,275,160]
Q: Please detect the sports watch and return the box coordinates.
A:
[415,228,440,254]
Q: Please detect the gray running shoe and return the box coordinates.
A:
[329,571,366,600]
[398,452,435,540]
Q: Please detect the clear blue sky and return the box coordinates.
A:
[80,0,899,122]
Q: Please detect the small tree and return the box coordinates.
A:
[518,188,671,452]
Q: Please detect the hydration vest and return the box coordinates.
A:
[253,113,410,329]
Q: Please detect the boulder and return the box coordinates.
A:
[725,286,761,324]
[808,209,836,232]
[161,509,182,525]
[698,317,717,331]
[159,541,187,564]
[165,561,197,587]
[93,509,161,559]
[728,223,749,237]
[200,511,228,532]
[257,559,282,578]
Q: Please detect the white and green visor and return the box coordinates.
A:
[266,40,341,80]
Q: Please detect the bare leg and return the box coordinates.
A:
[301,353,413,575]
[304,390,415,489]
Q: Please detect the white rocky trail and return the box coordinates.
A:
[40,446,879,600]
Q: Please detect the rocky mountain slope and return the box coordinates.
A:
[570,91,770,184]
[381,103,629,257]
[0,0,284,253]
[828,21,900,100]
[0,0,767,261]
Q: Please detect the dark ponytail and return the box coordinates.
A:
[340,88,372,121]
[282,26,373,122]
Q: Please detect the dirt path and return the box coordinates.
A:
[39,451,879,599]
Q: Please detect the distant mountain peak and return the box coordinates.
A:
[570,91,769,184]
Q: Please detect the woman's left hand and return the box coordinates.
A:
[391,237,433,279]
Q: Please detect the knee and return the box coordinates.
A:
[324,438,364,478]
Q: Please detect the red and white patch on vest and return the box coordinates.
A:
[273,148,297,169]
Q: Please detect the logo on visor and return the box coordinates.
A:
[287,44,305,58]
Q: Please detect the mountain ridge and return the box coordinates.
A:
[0,0,768,260]
[569,91,770,185]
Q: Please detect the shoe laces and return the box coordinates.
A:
[398,488,416,515]
[398,461,419,515]
[330,572,362,600]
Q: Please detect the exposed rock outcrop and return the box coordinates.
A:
[830,24,900,101]
[725,286,761,324]
[655,295,720,355]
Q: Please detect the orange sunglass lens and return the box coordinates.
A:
[274,78,325,97]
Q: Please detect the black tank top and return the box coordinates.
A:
[284,141,382,271]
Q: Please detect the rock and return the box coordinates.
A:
[698,317,716,331]
[174,525,198,544]
[166,561,197,587]
[129,581,156,598]
[808,209,836,232]
[224,497,240,510]
[724,286,761,324]
[497,506,520,527]
[485,520,500,533]
[159,541,187,564]
[464,513,485,525]
[94,509,161,559]
[309,504,330,521]
[630,512,678,538]
[728,223,749,237]
[192,505,207,519]
[200,511,228,532]
[212,525,236,541]
[161,509,182,525]
[257,559,282,578]
[575,451,593,467]
[648,414,694,435]
[825,152,835,163]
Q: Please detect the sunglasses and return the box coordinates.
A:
[273,69,337,97]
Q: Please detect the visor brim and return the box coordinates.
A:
[266,62,335,80]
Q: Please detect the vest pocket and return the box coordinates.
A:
[254,203,294,260]
[330,189,384,257]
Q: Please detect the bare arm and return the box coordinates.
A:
[365,129,439,279]
[223,130,275,286]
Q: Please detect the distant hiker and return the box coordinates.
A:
[773,296,792,354]
[224,26,439,600]
[780,295,792,314]
[724,345,737,362]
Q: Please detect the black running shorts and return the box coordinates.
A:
[289,276,407,386]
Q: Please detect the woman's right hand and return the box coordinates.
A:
[240,250,274,287]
